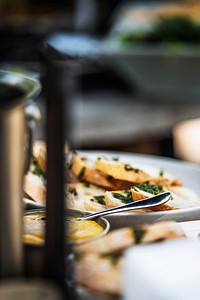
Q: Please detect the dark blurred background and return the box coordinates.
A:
[0,0,200,162]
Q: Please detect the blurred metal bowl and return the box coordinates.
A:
[24,208,110,247]
[24,209,110,276]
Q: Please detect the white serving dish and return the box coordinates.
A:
[100,43,200,103]
[25,151,200,228]
[75,151,200,229]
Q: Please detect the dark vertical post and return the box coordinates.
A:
[43,53,66,289]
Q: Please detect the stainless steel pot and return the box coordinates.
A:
[0,70,41,277]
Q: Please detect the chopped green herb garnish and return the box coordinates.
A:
[81,157,87,161]
[78,167,86,180]
[68,188,78,196]
[134,183,165,195]
[124,164,139,172]
[97,156,108,161]
[159,169,164,177]
[83,181,90,188]
[112,192,132,204]
[32,165,43,177]
[90,198,94,202]
[112,157,119,161]
[101,253,122,265]
[94,195,105,205]
[124,164,133,171]
[133,227,146,243]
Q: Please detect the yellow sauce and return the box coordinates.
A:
[68,219,103,241]
[23,213,104,244]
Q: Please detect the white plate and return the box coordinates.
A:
[77,151,200,229]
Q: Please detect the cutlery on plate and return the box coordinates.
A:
[77,192,171,221]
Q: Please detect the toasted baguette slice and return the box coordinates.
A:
[168,186,200,202]
[105,190,132,208]
[33,140,69,173]
[167,186,200,209]
[105,188,176,211]
[70,152,118,189]
[24,173,46,204]
[131,186,177,211]
[132,185,200,211]
[95,157,152,183]
[75,254,123,295]
[140,221,186,243]
[66,182,106,211]
[148,176,182,187]
[84,196,106,212]
[74,227,135,254]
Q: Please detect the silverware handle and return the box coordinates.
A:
[80,192,171,220]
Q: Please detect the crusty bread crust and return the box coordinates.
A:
[70,152,118,189]
[95,158,152,183]
[33,140,69,172]
[131,188,176,211]
[148,176,182,187]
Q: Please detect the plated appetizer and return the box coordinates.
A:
[24,145,200,213]
[67,152,200,212]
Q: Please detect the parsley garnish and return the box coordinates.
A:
[68,188,78,196]
[133,227,146,243]
[32,165,44,177]
[159,169,164,176]
[124,164,139,172]
[94,195,105,205]
[135,183,165,195]
[112,157,119,161]
[78,167,86,180]
[83,181,90,188]
[112,192,132,204]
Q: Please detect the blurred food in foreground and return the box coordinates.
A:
[74,220,186,295]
